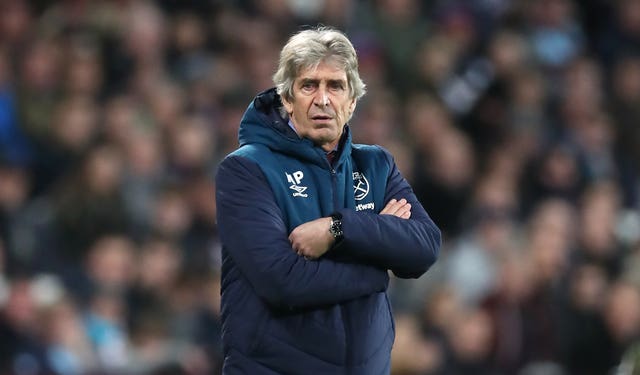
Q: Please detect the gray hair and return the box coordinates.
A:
[273,26,366,103]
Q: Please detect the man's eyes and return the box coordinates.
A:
[302,82,316,90]
[299,81,345,91]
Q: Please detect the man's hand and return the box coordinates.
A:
[290,199,411,260]
[380,198,412,219]
[289,217,334,260]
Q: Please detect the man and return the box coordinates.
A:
[215,26,441,374]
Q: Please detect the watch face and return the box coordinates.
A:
[330,219,343,238]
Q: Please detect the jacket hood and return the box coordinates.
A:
[238,88,351,168]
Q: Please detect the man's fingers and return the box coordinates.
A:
[296,246,316,260]
[380,198,397,214]
[395,203,411,219]
[381,198,411,217]
[381,198,404,215]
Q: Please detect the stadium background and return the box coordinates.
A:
[1,0,640,374]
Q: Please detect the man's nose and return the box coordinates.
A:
[313,88,329,106]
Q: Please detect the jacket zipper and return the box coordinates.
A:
[330,167,339,210]
[328,163,350,371]
[325,150,351,371]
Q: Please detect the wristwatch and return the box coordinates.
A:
[329,214,344,240]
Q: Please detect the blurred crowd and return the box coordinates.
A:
[0,0,639,374]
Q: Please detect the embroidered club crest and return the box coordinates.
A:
[352,172,370,201]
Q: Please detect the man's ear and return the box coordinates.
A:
[282,95,294,115]
[349,98,357,114]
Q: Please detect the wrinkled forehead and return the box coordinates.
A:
[295,59,348,82]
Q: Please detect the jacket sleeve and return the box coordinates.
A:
[336,148,441,279]
[216,155,389,310]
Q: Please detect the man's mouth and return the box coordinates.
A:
[311,114,333,120]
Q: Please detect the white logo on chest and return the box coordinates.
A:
[286,171,308,197]
[353,172,370,201]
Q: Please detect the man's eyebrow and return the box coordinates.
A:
[299,78,319,85]
[298,78,346,85]
[327,79,346,86]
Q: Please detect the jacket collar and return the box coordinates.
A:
[238,88,352,169]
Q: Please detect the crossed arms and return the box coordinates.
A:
[289,197,412,259]
[215,153,441,310]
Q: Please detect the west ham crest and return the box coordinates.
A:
[352,172,370,201]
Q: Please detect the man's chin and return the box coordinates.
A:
[308,130,341,148]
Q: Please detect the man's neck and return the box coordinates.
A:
[288,119,344,152]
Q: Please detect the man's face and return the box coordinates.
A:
[282,61,356,152]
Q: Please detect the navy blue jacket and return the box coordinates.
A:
[215,88,441,374]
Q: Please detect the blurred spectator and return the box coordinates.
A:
[391,312,444,375]
[84,235,136,294]
[609,56,640,156]
[63,39,104,99]
[522,0,586,70]
[51,144,130,266]
[572,181,627,279]
[444,192,517,306]
[39,296,97,375]
[408,97,475,238]
[83,287,130,372]
[458,28,531,153]
[351,89,413,179]
[0,0,34,60]
[121,127,166,238]
[149,185,192,243]
[354,0,430,94]
[0,164,33,282]
[596,0,640,67]
[414,285,464,374]
[445,307,495,375]
[0,274,54,374]
[603,281,640,367]
[182,173,219,272]
[557,263,611,375]
[131,237,181,304]
[146,80,187,132]
[31,95,100,196]
[520,141,586,214]
[166,114,216,179]
[442,168,520,307]
[167,11,213,85]
[481,251,534,373]
[412,32,461,95]
[505,66,550,160]
[0,47,33,166]
[609,55,640,206]
[519,199,575,366]
[16,35,63,160]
